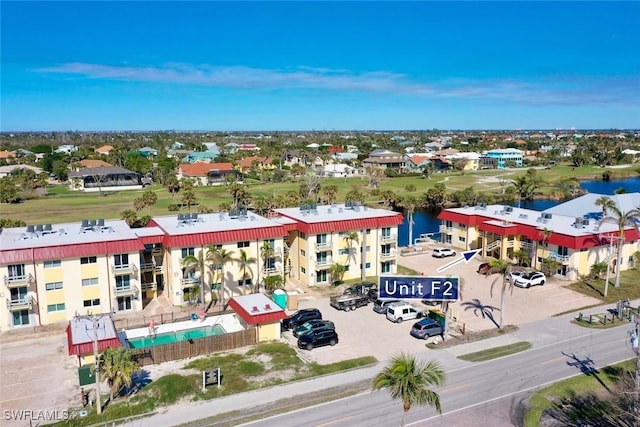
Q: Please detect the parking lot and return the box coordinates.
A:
[286,248,601,364]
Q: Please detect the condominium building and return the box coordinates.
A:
[0,203,401,332]
[438,193,640,280]
[273,203,404,286]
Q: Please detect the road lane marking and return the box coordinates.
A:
[441,383,472,394]
[542,356,565,365]
[316,416,353,427]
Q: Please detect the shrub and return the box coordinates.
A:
[168,204,179,212]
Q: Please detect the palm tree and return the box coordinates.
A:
[594,195,615,217]
[258,241,276,293]
[372,353,444,427]
[182,250,208,306]
[598,205,640,288]
[235,249,257,295]
[398,195,422,247]
[328,263,346,286]
[342,230,359,267]
[97,347,139,404]
[213,248,234,311]
[488,258,513,329]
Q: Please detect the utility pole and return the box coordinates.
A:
[630,312,640,408]
[604,235,614,298]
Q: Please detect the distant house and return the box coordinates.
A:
[237,143,260,152]
[12,148,33,158]
[95,145,114,155]
[406,155,431,170]
[0,164,44,178]
[202,143,221,156]
[72,159,113,171]
[138,147,158,158]
[181,151,219,164]
[0,150,16,161]
[322,163,357,178]
[55,145,79,154]
[484,148,524,169]
[333,152,358,162]
[237,156,274,173]
[282,150,310,168]
[362,149,406,171]
[68,166,142,192]
[176,162,239,186]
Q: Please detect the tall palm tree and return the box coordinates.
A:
[235,249,257,295]
[97,347,139,404]
[182,249,210,306]
[598,205,640,288]
[213,248,234,311]
[258,241,276,293]
[488,258,513,329]
[594,195,615,217]
[342,230,360,267]
[398,195,422,247]
[372,353,444,427]
[328,263,346,286]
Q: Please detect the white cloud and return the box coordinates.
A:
[37,62,640,106]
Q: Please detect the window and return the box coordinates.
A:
[299,232,306,239]
[8,264,25,280]
[301,267,306,274]
[366,245,371,253]
[181,248,195,258]
[338,248,349,256]
[381,262,391,273]
[382,227,391,238]
[237,241,249,248]
[116,275,131,289]
[366,229,371,235]
[458,236,466,243]
[83,299,100,307]
[338,231,347,237]
[114,253,129,267]
[264,239,275,248]
[12,310,29,326]
[301,249,306,257]
[82,277,99,286]
[360,262,371,269]
[80,256,97,264]
[47,303,65,313]
[117,296,132,311]
[44,260,61,269]
[45,282,63,291]
[459,224,467,229]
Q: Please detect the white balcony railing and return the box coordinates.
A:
[315,241,333,250]
[113,285,139,297]
[380,251,396,259]
[439,225,453,233]
[112,264,137,275]
[181,277,200,288]
[381,234,396,243]
[315,258,333,267]
[4,273,34,288]
[6,296,33,310]
[550,253,570,264]
[263,267,280,276]
[139,262,161,272]
[141,282,157,291]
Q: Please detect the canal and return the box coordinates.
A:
[397,176,640,247]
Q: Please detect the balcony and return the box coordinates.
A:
[141,282,157,291]
[6,296,33,311]
[439,225,453,233]
[315,241,333,251]
[519,241,534,250]
[112,264,137,275]
[4,273,34,288]
[380,251,396,259]
[314,258,333,267]
[263,267,280,276]
[550,253,570,264]
[181,277,200,288]
[139,262,161,272]
[114,285,139,297]
[381,234,396,243]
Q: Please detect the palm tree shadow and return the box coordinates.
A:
[461,298,501,329]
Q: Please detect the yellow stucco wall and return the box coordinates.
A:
[257,322,281,342]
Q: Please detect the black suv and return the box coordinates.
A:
[281,308,322,330]
[297,329,339,350]
[344,281,378,301]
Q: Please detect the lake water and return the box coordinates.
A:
[397,176,640,246]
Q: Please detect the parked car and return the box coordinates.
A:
[410,318,444,339]
[507,270,526,282]
[297,329,339,350]
[373,299,401,314]
[477,261,498,275]
[514,271,546,288]
[292,320,335,338]
[282,308,322,330]
[432,248,456,258]
[386,303,424,323]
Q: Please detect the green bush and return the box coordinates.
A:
[167,204,179,211]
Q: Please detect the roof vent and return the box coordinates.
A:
[265,304,272,310]
[252,306,259,312]
[504,206,513,213]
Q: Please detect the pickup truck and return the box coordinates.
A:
[330,293,370,312]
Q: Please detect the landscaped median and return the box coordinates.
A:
[52,342,377,427]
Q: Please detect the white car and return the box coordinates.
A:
[507,270,526,282]
[432,248,456,258]
[386,303,424,323]
[514,272,546,288]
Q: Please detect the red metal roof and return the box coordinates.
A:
[0,240,145,264]
[138,235,164,245]
[478,222,519,236]
[163,227,289,248]
[228,298,287,325]
[295,215,404,235]
[66,324,122,356]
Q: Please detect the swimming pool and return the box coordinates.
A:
[127,324,226,349]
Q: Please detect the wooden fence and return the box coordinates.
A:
[129,327,258,366]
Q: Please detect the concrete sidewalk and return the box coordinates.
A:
[132,298,639,426]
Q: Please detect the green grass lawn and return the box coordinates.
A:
[53,342,376,426]
[457,341,532,362]
[567,270,640,304]
[5,165,638,224]
[523,359,634,427]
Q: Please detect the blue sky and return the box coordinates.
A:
[2,1,639,131]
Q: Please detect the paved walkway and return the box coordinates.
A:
[133,299,638,427]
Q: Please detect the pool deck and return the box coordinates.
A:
[124,313,244,339]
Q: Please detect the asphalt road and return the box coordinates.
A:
[241,324,633,427]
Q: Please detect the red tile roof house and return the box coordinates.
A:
[176,162,238,186]
[228,294,287,342]
[237,156,274,173]
[94,145,115,155]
